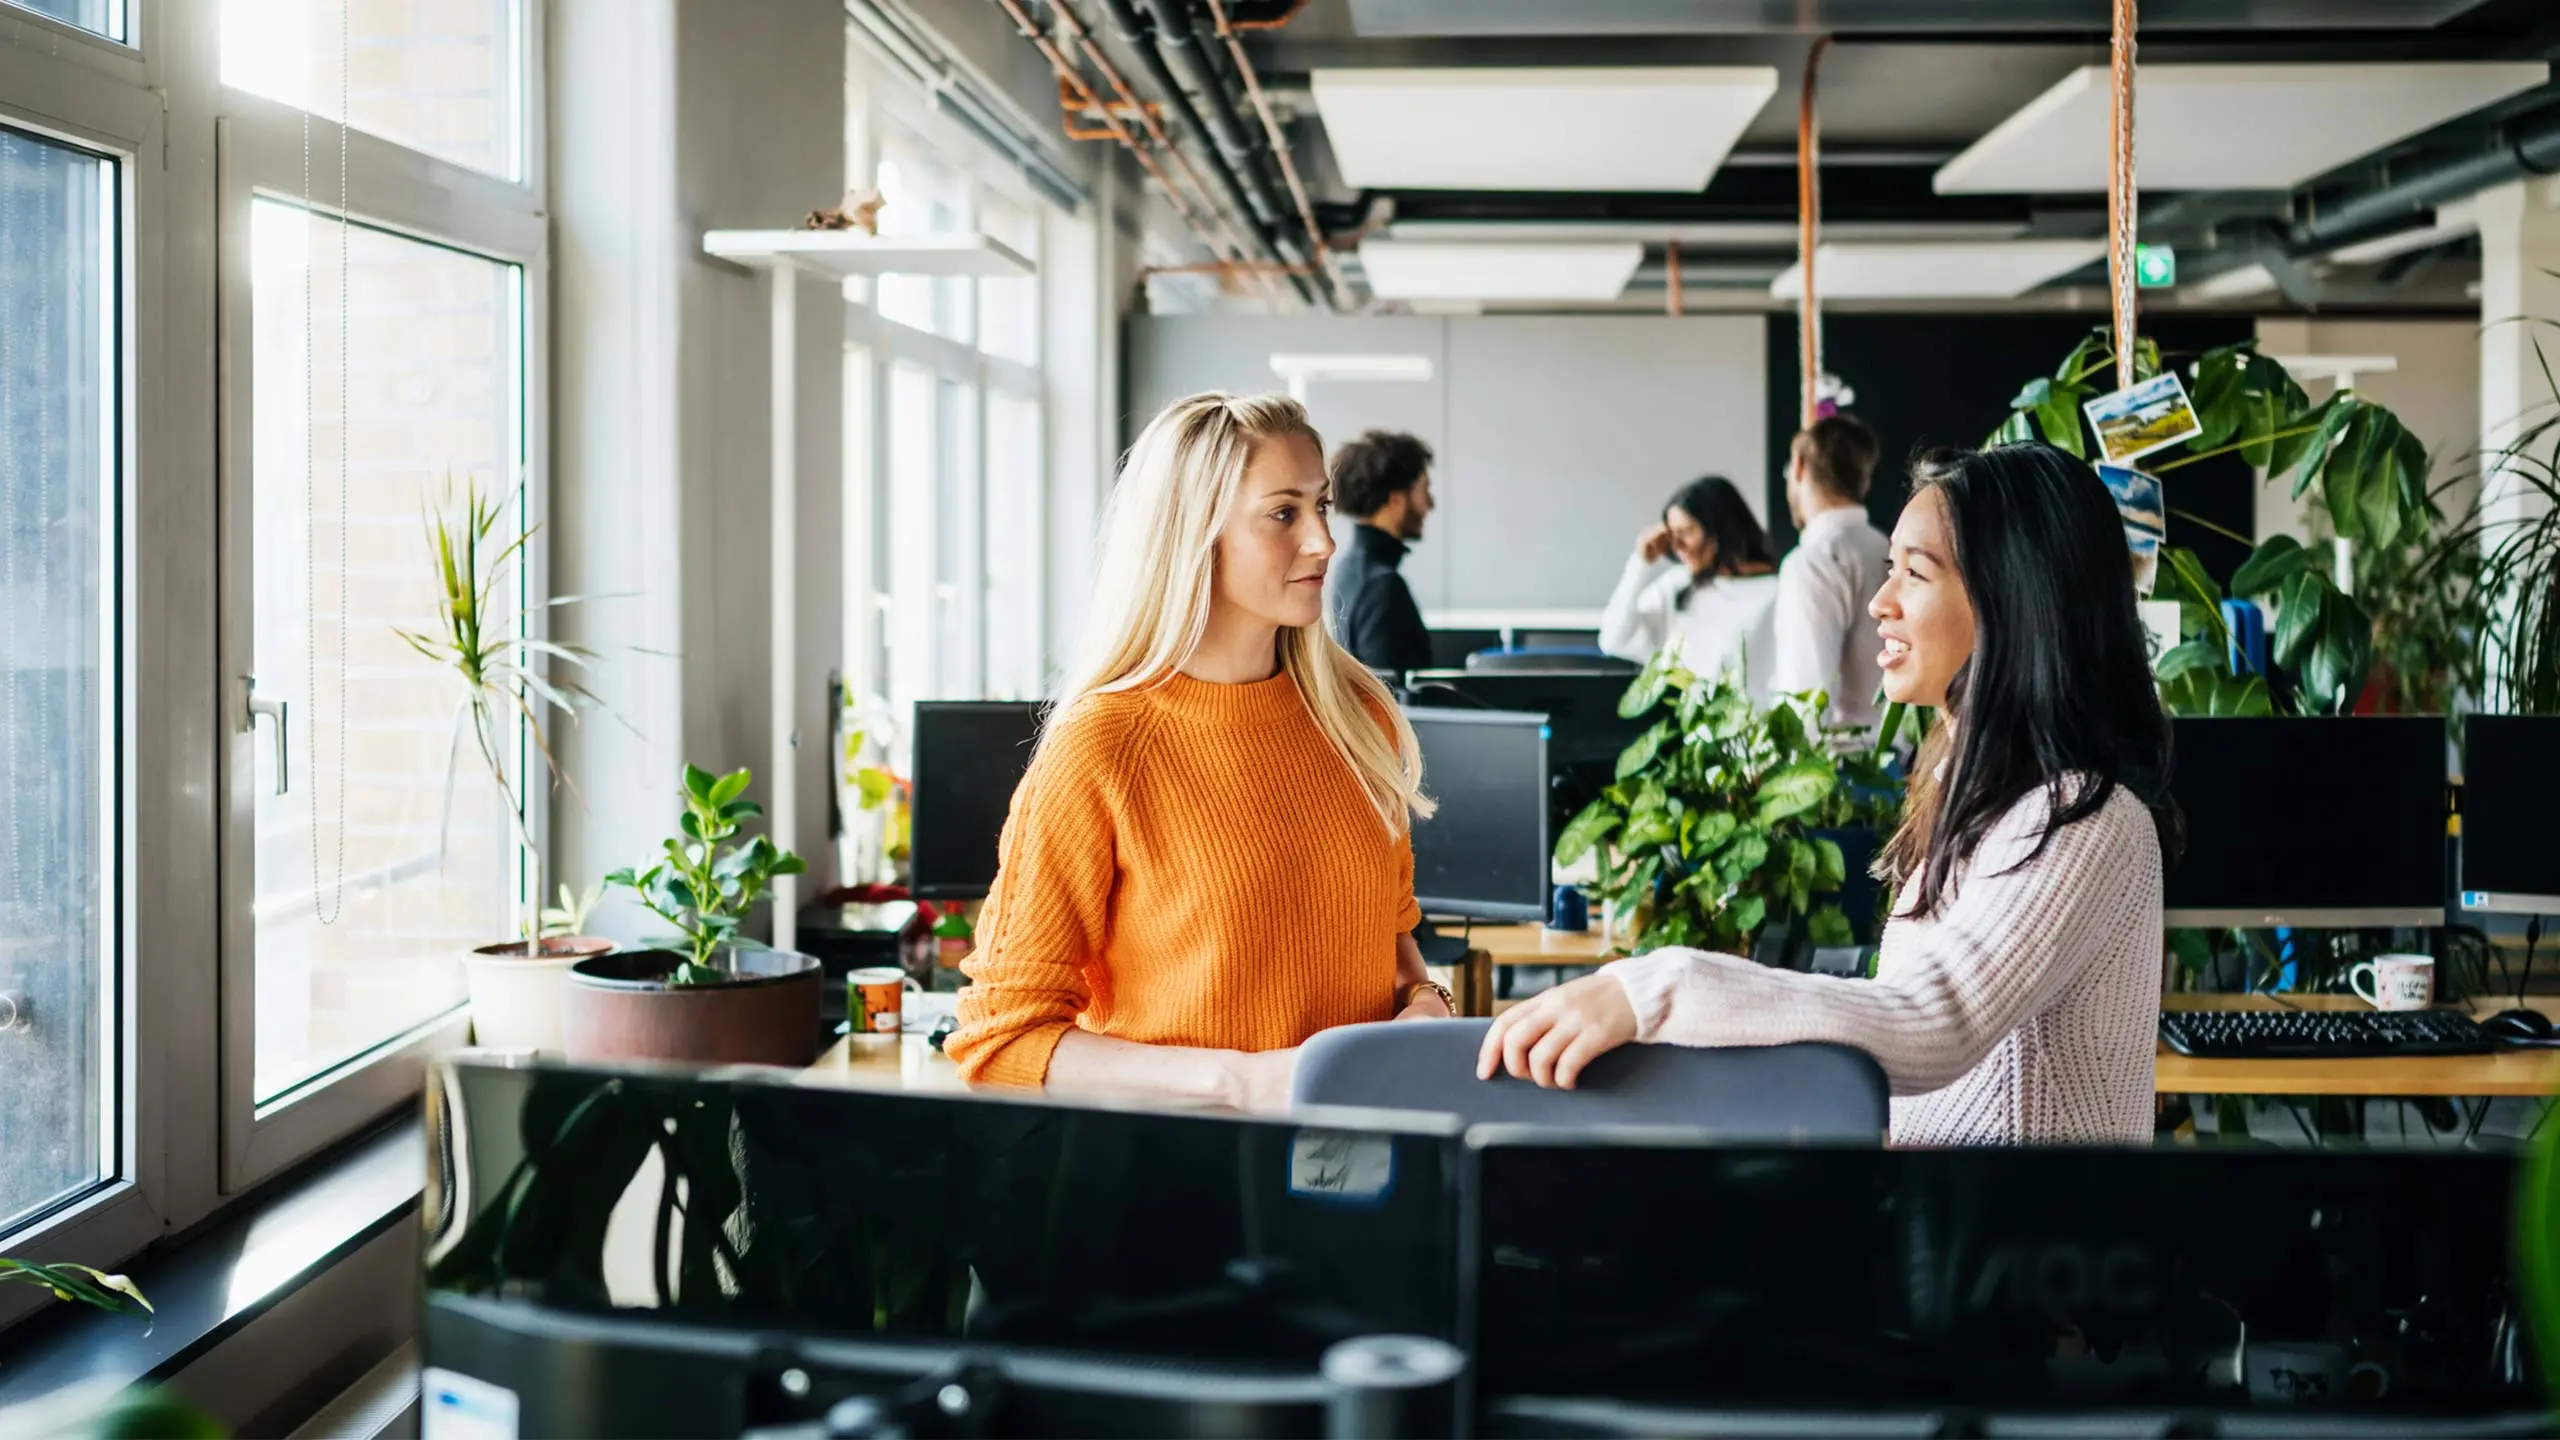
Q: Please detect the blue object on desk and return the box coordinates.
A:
[2222,598,2268,677]
[1548,884,1588,932]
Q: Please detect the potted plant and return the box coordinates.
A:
[1554,655,1899,961]
[930,908,975,978]
[567,765,819,1066]
[398,478,614,1051]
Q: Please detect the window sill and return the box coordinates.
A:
[0,1117,421,1409]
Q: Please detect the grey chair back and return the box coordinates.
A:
[1292,1018,1886,1143]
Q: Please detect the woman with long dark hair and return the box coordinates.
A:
[1485,443,2178,1145]
[1599,476,1782,690]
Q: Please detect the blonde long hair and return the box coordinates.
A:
[1048,391,1432,831]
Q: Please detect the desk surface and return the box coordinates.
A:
[804,998,2560,1101]
[804,1032,967,1092]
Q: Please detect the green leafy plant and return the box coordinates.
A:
[2337,504,2489,717]
[393,477,603,948]
[1989,328,2438,716]
[2424,327,2560,715]
[605,765,806,985]
[1553,654,1898,957]
[537,881,603,939]
[0,1257,150,1316]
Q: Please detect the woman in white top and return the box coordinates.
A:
[1484,443,2178,1146]
[1597,476,1782,691]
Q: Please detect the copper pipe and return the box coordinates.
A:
[1665,239,1684,317]
[1203,0,1355,311]
[1227,0,1308,28]
[1796,34,1832,429]
[1040,0,1280,302]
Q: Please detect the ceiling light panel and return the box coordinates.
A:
[1767,240,2106,300]
[1359,241,1646,302]
[1934,62,2549,194]
[1312,67,1780,192]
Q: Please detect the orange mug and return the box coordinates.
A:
[850,967,921,1036]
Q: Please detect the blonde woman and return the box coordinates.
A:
[945,393,1453,1111]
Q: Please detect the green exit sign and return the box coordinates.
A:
[2135,244,2177,288]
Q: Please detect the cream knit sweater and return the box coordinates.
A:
[1608,778,2163,1146]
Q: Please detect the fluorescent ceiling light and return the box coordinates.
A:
[1767,241,2106,300]
[1387,219,2028,246]
[2328,199,2479,264]
[1934,62,2549,193]
[1312,67,1779,192]
[1360,240,1645,302]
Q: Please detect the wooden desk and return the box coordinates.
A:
[1449,923,1614,1017]
[802,1032,968,1092]
[2157,994,2560,1098]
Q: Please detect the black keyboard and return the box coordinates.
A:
[2159,1008,2494,1058]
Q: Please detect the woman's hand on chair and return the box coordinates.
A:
[1476,973,1637,1090]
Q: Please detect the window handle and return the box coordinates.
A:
[244,675,289,795]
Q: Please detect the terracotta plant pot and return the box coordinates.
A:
[461,935,616,1052]
[559,948,824,1067]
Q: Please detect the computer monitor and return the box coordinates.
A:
[1426,627,1502,671]
[2164,716,2447,928]
[1407,709,1550,924]
[908,700,1042,900]
[1472,1131,2537,1432]
[1402,669,1645,771]
[425,1056,1469,1435]
[2459,715,2560,915]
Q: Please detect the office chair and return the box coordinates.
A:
[1292,1018,1887,1142]
[1462,650,1638,674]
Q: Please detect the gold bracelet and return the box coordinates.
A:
[1399,979,1455,1016]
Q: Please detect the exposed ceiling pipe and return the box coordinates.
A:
[1089,0,1321,307]
[992,0,1276,299]
[1131,0,1279,227]
[2291,104,2560,252]
[1202,0,1356,311]
[1038,0,1281,302]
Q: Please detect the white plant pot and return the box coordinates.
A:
[462,937,612,1052]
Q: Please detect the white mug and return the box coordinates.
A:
[2350,954,2434,1011]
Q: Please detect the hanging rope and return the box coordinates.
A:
[1796,35,1832,429]
[2107,0,2139,389]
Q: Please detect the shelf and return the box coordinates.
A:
[700,228,1033,279]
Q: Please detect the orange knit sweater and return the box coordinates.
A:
[946,670,1420,1087]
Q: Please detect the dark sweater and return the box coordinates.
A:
[1329,523,1433,677]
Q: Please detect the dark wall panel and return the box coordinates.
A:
[1765,314,2258,586]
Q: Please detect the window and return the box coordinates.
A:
[984,392,1042,700]
[0,125,116,1237]
[246,200,522,1102]
[978,194,1038,366]
[875,130,972,341]
[222,0,525,183]
[7,0,123,40]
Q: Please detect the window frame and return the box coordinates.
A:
[209,30,547,1192]
[0,11,161,1322]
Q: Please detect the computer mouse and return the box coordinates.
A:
[2483,1009,2555,1044]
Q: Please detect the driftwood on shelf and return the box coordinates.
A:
[800,186,884,236]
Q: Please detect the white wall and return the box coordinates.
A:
[550,0,845,936]
[1124,314,1769,613]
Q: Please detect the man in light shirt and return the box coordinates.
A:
[1771,415,1892,735]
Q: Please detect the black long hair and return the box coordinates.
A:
[1879,443,2179,919]
[1664,475,1775,593]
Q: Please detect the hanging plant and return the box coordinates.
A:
[1988,327,2439,716]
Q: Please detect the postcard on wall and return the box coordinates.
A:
[2082,371,2203,466]
[2125,530,2161,598]
[2098,462,2165,540]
